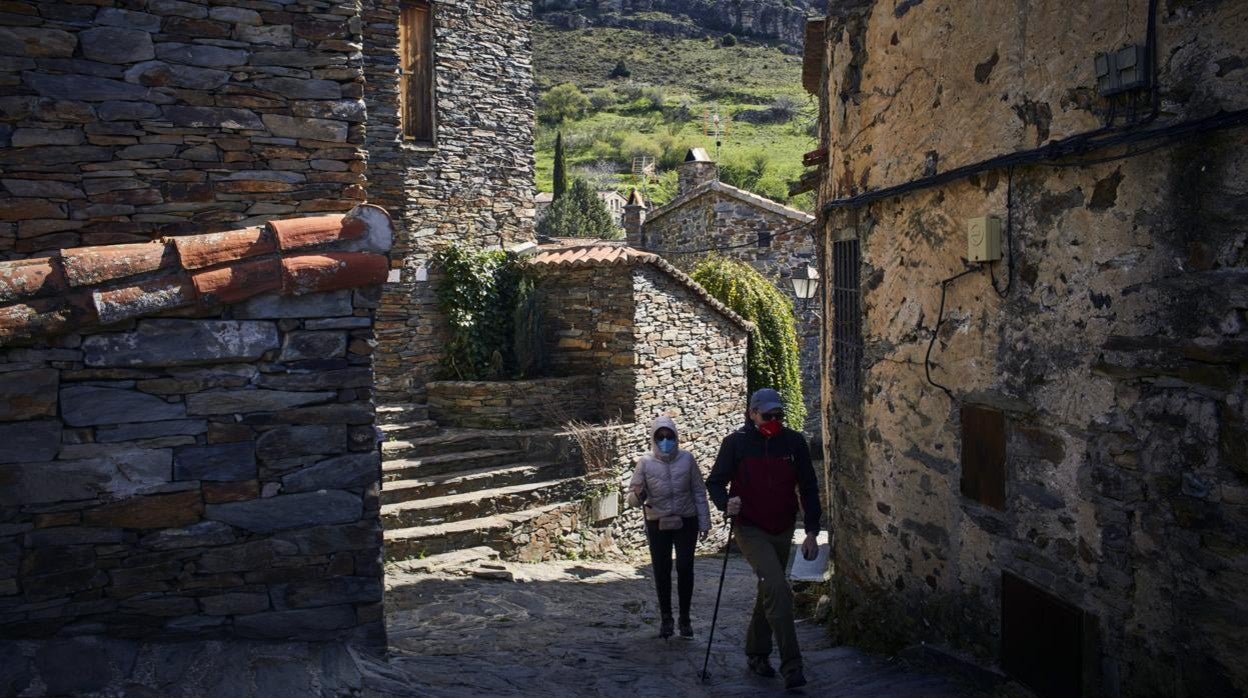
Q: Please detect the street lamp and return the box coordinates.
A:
[791,265,820,310]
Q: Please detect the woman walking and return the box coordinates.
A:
[628,415,711,639]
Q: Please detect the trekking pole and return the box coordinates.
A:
[700,516,733,683]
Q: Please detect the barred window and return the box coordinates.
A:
[832,238,862,403]
[399,2,435,143]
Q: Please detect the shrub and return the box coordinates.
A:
[536,178,621,240]
[539,82,590,124]
[609,59,631,79]
[589,88,616,111]
[691,256,806,429]
[432,244,536,381]
[721,33,737,47]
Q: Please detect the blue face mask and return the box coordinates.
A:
[657,438,676,455]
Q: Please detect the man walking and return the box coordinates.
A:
[706,388,821,690]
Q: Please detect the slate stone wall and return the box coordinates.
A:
[363,0,537,403]
[640,186,820,434]
[0,289,385,645]
[427,375,601,428]
[817,2,1248,694]
[0,0,369,258]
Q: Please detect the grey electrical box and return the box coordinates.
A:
[1095,45,1148,97]
[967,216,1002,263]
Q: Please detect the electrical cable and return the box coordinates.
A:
[924,266,983,399]
[821,108,1248,217]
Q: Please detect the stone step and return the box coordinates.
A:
[380,461,583,505]
[376,402,429,425]
[381,427,567,461]
[385,545,499,575]
[384,503,572,560]
[378,419,440,441]
[381,448,528,480]
[380,477,583,529]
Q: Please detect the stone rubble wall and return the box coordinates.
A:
[427,375,602,429]
[818,1,1248,694]
[642,187,821,435]
[0,288,386,646]
[0,0,370,258]
[363,0,537,403]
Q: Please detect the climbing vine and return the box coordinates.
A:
[691,255,806,429]
[432,243,540,380]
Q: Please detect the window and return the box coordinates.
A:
[1002,573,1088,697]
[832,238,861,404]
[960,405,1006,509]
[757,231,772,248]
[399,2,434,143]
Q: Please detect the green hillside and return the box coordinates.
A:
[533,22,817,211]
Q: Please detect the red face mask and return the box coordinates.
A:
[758,419,782,438]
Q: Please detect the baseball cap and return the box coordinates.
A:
[749,388,783,413]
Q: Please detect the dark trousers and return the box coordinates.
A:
[645,516,698,618]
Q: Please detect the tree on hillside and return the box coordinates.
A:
[553,132,568,200]
[539,83,590,124]
[691,256,806,430]
[609,59,630,79]
[536,178,620,240]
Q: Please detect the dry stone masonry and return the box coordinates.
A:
[0,208,393,647]
[0,0,371,258]
[815,1,1248,694]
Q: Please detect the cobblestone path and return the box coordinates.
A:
[375,554,985,697]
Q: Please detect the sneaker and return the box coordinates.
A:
[746,655,777,678]
[678,617,693,637]
[659,616,674,639]
[784,669,807,690]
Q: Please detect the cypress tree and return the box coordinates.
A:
[553,131,567,200]
[536,178,619,240]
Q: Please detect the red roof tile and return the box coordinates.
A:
[60,242,177,288]
[191,257,282,306]
[281,252,389,296]
[173,227,276,270]
[0,205,394,345]
[0,257,67,304]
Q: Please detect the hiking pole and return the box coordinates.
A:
[700,515,733,683]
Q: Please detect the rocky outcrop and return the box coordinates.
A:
[534,0,823,48]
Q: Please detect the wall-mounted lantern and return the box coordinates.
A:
[791,265,820,310]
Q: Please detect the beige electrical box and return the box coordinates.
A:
[967,216,1002,263]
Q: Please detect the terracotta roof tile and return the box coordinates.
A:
[281,252,389,296]
[270,214,365,251]
[0,257,67,304]
[172,226,276,270]
[0,205,394,345]
[530,242,752,333]
[191,257,282,306]
[93,273,195,325]
[60,242,177,288]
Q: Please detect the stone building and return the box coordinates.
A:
[626,148,820,434]
[810,2,1247,696]
[0,208,393,647]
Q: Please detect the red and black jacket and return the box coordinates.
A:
[706,420,822,535]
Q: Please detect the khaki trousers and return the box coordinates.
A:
[734,523,802,676]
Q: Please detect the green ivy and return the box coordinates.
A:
[432,243,538,380]
[691,255,806,429]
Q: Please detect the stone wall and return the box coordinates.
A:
[640,182,821,434]
[363,0,537,403]
[0,0,369,258]
[427,375,601,429]
[0,213,391,647]
[535,266,638,422]
[817,1,1248,694]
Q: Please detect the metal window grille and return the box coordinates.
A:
[832,238,862,403]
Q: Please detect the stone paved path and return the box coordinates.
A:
[374,554,988,697]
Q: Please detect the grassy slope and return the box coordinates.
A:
[533,22,817,211]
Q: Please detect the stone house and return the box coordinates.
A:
[534,189,629,226]
[810,2,1247,696]
[624,148,821,434]
[0,208,393,647]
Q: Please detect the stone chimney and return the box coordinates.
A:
[677,147,717,195]
[623,188,647,247]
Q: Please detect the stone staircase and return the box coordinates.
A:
[377,404,590,562]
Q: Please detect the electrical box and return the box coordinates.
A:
[967,216,1002,263]
[1095,45,1148,97]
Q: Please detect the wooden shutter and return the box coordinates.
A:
[960,405,1006,509]
[400,2,434,143]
